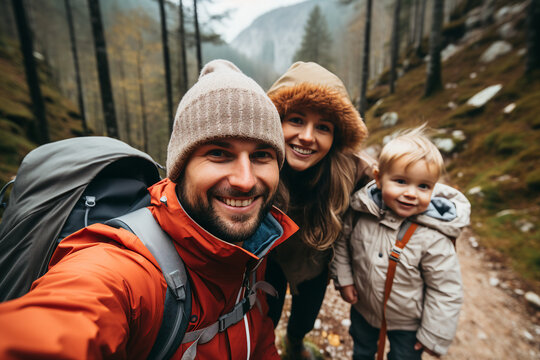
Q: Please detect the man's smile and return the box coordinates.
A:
[219,196,256,207]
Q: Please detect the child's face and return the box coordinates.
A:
[374,157,439,218]
[281,109,334,172]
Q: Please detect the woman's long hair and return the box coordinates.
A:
[276,149,357,250]
[268,64,369,251]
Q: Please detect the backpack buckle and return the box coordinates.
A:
[389,246,402,262]
[165,270,186,301]
[218,298,250,332]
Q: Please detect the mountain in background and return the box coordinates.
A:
[202,42,279,89]
[230,0,358,74]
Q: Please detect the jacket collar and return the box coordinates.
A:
[148,179,297,268]
[365,180,458,221]
[352,180,470,238]
[241,213,283,257]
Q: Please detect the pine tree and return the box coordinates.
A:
[293,5,333,69]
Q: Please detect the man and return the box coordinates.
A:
[0,60,298,359]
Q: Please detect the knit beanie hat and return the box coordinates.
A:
[167,59,285,182]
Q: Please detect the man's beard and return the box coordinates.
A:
[177,181,276,243]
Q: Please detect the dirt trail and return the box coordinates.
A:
[276,228,540,359]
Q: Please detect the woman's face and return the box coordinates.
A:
[282,109,334,172]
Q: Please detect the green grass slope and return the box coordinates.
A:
[364,4,540,291]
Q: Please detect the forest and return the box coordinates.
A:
[0,0,539,310]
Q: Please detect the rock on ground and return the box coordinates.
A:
[467,84,502,107]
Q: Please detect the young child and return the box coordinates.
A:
[331,126,470,359]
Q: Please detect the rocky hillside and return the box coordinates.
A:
[362,1,540,290]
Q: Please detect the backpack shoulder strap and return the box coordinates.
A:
[376,220,418,360]
[107,208,191,360]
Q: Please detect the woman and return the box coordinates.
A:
[266,61,375,359]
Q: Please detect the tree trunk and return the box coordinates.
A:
[526,0,540,74]
[178,0,188,96]
[87,0,118,138]
[404,0,413,48]
[416,0,427,57]
[389,0,402,94]
[359,0,372,120]
[64,0,87,134]
[11,0,49,144]
[137,34,149,154]
[118,55,131,145]
[424,0,444,97]
[158,0,174,135]
[193,0,202,73]
[412,0,420,47]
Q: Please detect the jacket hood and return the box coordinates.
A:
[267,61,368,153]
[352,180,471,239]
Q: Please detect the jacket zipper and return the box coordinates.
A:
[236,270,251,360]
[368,225,383,319]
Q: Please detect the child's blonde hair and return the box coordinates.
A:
[378,124,444,179]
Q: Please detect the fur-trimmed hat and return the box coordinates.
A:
[267,61,367,153]
[167,59,285,182]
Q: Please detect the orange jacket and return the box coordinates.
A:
[0,178,298,359]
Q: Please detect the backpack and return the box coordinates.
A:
[0,136,190,360]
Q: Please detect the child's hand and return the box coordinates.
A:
[414,341,440,358]
[338,285,358,304]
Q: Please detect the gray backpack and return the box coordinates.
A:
[0,136,190,360]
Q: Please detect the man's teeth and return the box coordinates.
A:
[292,146,314,155]
[223,198,254,207]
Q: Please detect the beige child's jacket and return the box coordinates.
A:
[331,180,471,355]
